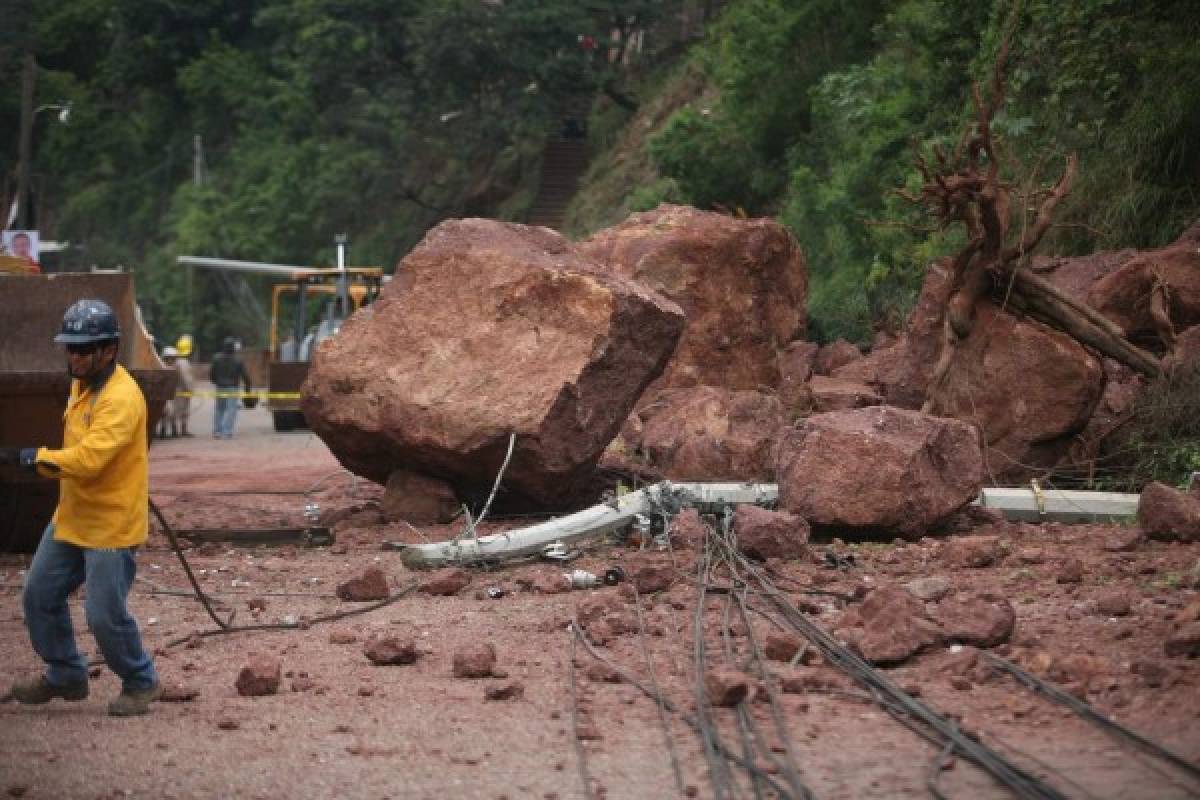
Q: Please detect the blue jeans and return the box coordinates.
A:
[214,391,238,438]
[22,525,158,690]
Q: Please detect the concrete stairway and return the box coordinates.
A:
[526,99,592,231]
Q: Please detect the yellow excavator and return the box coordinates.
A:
[179,237,384,431]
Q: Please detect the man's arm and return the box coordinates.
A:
[35,395,140,480]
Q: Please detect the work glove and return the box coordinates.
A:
[0,448,38,469]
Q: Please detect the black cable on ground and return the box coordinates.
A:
[629,576,688,796]
[567,627,597,800]
[149,497,231,630]
[739,557,1068,800]
[569,618,795,798]
[981,652,1200,784]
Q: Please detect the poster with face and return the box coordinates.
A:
[2,229,40,263]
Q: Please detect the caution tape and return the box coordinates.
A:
[175,390,303,399]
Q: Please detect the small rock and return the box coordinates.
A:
[1015,548,1046,565]
[329,630,358,644]
[1102,528,1143,552]
[1056,558,1084,584]
[235,658,282,697]
[291,677,317,692]
[364,635,419,665]
[942,535,1002,569]
[217,717,240,730]
[934,593,1015,647]
[453,642,497,678]
[1095,591,1132,617]
[904,576,953,602]
[246,596,267,612]
[1164,622,1200,658]
[336,567,391,602]
[1138,482,1200,542]
[485,681,525,701]
[419,567,472,596]
[585,662,623,684]
[706,669,749,707]
[764,632,804,662]
[1131,660,1169,688]
[949,676,972,691]
[158,683,199,703]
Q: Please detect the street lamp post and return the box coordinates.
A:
[15,52,71,231]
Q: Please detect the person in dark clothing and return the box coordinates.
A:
[210,337,251,439]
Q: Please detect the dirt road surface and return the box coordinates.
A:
[2,399,1199,799]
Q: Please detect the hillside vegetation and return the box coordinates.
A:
[3,0,1198,350]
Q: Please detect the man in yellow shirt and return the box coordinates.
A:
[1,298,161,716]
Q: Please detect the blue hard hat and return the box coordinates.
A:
[54,298,121,344]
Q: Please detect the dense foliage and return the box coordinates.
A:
[1,0,675,352]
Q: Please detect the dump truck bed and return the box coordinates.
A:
[0,272,175,551]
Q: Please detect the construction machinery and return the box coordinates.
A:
[178,238,384,432]
[0,271,177,552]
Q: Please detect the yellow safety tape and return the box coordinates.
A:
[175,390,303,399]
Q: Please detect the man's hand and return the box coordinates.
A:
[0,448,39,468]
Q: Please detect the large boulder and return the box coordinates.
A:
[623,386,784,481]
[1087,220,1200,347]
[301,219,685,505]
[1138,482,1200,542]
[579,204,807,391]
[852,262,1105,482]
[775,406,984,536]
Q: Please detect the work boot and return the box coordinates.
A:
[11,675,89,705]
[108,683,162,717]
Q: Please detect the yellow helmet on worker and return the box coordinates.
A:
[175,334,193,357]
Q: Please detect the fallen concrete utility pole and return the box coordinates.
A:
[396,482,1141,569]
[398,482,777,569]
[974,486,1139,523]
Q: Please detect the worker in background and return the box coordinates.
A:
[156,346,180,438]
[210,336,251,439]
[0,298,161,716]
[173,334,195,437]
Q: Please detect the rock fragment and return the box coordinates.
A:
[235,658,282,697]
[336,567,390,602]
[453,643,497,679]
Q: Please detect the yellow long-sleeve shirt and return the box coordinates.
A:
[35,364,149,549]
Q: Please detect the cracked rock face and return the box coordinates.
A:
[301,218,684,506]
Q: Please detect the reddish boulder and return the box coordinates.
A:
[856,586,941,664]
[814,339,862,376]
[705,669,750,707]
[624,555,676,594]
[364,635,419,665]
[1088,220,1200,345]
[302,218,685,505]
[419,567,472,596]
[625,387,784,481]
[335,567,390,602]
[1139,482,1200,542]
[933,593,1015,647]
[941,535,1002,569]
[764,632,804,663]
[380,469,459,525]
[775,406,984,536]
[235,658,282,697]
[1095,591,1132,617]
[453,642,498,678]
[1057,558,1085,584]
[579,204,807,391]
[732,505,810,561]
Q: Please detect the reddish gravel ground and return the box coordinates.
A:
[2,400,1199,799]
